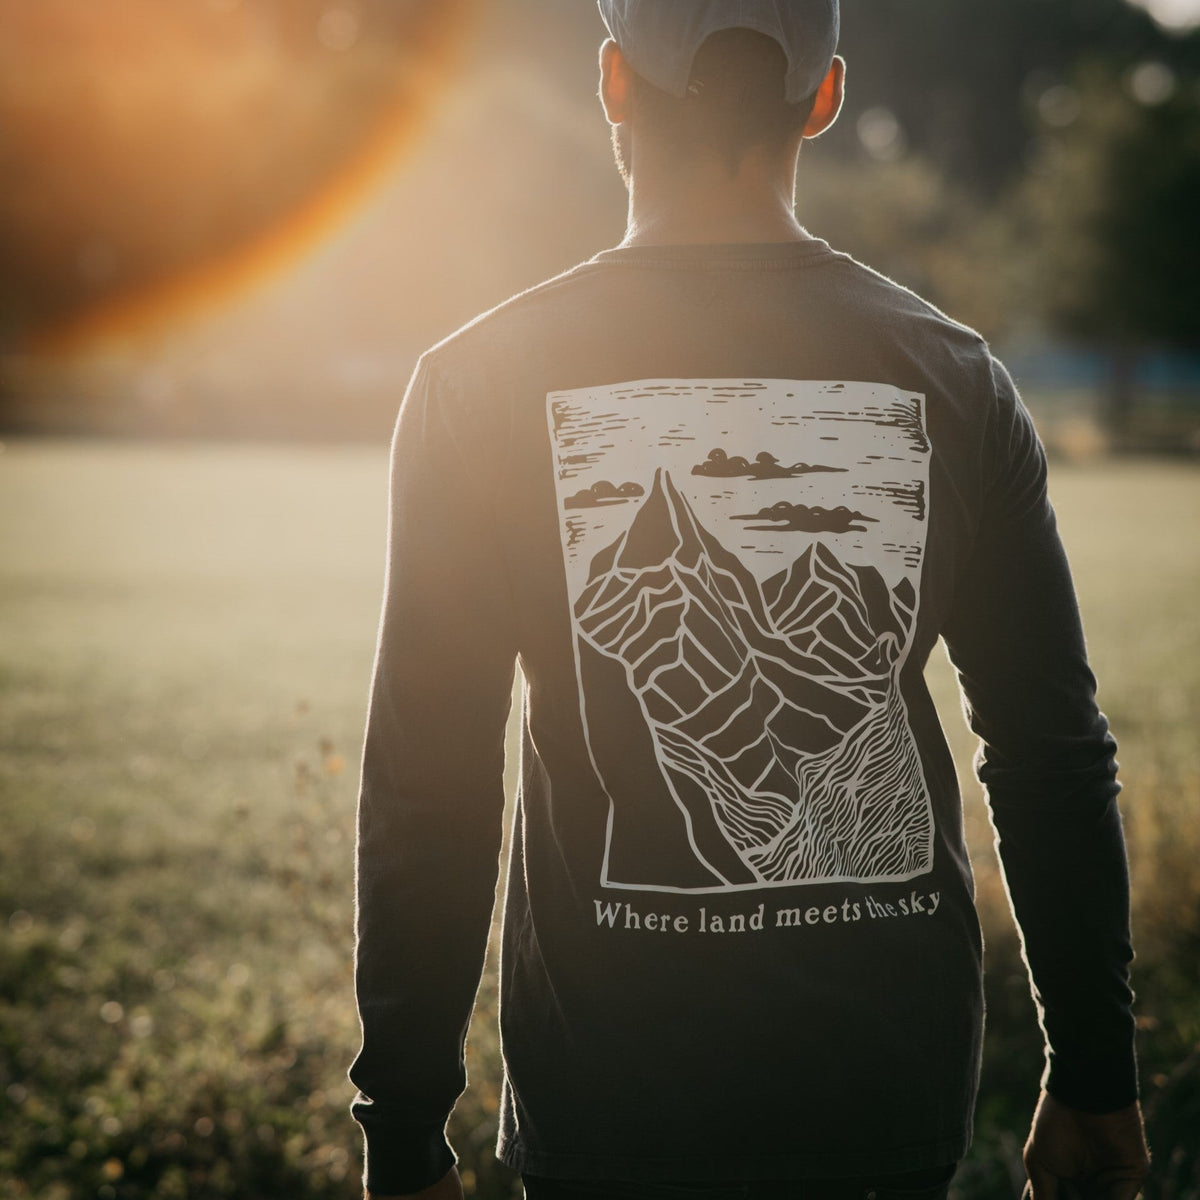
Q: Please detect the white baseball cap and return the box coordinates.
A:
[597,0,840,105]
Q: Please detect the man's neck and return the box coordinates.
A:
[620,149,805,248]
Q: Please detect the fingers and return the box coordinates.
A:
[1105,1183,1145,1200]
[1026,1164,1146,1200]
[1096,1169,1149,1200]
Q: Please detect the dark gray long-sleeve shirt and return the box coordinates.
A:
[350,238,1136,1195]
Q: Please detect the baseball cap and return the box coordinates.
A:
[597,0,840,105]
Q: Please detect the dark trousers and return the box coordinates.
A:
[523,1163,957,1200]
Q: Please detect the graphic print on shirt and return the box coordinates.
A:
[548,380,933,894]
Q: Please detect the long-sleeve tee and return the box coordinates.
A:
[350,238,1136,1196]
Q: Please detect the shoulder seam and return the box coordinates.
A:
[420,260,605,367]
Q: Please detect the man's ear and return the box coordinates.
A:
[803,55,845,139]
[599,38,634,125]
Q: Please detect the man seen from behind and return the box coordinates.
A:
[350,3,1151,1198]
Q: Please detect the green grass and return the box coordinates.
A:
[1,440,1197,1199]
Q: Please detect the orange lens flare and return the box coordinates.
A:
[15,1,476,357]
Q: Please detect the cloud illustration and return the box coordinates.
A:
[691,447,845,480]
[565,479,645,509]
[733,501,878,533]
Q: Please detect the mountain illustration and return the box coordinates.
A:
[574,468,932,886]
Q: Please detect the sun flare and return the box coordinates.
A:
[0,0,475,353]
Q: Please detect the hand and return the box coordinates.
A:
[1023,1091,1150,1200]
[366,1166,465,1200]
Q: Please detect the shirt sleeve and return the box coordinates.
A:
[941,355,1137,1113]
[349,357,518,1194]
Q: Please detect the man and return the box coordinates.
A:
[350,3,1150,1198]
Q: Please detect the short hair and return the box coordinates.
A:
[624,28,818,175]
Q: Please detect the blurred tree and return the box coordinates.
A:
[829,0,1200,195]
[795,157,1023,341]
[801,0,1200,352]
[1020,62,1200,429]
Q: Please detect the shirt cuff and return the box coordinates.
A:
[1044,1041,1139,1113]
[360,1121,456,1195]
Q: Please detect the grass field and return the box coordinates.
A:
[2,440,1198,1199]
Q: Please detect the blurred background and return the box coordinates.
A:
[1,1,1198,1198]
[2,0,1198,448]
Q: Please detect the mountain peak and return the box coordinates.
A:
[615,468,706,571]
